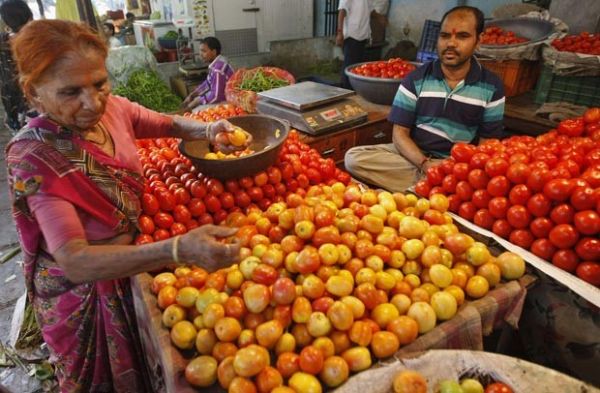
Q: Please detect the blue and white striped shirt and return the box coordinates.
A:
[388,57,505,157]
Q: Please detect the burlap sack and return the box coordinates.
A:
[542,44,600,76]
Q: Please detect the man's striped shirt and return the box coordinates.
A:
[388,57,505,157]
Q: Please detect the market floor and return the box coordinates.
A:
[0,110,44,392]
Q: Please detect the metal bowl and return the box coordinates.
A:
[344,62,418,105]
[481,18,555,49]
[179,114,290,180]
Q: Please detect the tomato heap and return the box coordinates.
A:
[183,103,247,122]
[135,130,351,245]
[415,108,600,286]
[551,32,600,55]
[350,58,416,79]
[393,369,514,393]
[151,186,526,392]
[480,26,528,46]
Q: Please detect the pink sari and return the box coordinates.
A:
[6,116,151,392]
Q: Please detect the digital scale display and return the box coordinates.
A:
[320,108,342,121]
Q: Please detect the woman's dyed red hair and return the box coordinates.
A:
[11,19,108,100]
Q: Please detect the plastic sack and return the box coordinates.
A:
[106,45,159,86]
[542,44,600,76]
[225,67,295,113]
[476,12,568,62]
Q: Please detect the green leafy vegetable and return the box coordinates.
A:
[112,69,182,113]
[239,68,290,92]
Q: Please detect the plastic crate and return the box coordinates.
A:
[534,66,600,107]
[416,50,438,63]
[479,59,540,97]
[418,20,441,53]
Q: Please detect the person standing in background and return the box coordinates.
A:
[103,22,122,48]
[0,0,33,133]
[336,0,372,89]
[370,0,389,44]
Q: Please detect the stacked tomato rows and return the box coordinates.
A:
[135,128,351,245]
[183,103,247,122]
[350,58,416,79]
[480,26,528,46]
[415,108,600,286]
[551,32,600,56]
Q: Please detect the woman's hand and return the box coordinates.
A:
[178,224,240,271]
[209,119,254,154]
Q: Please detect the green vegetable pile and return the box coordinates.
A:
[112,69,182,113]
[162,30,179,39]
[239,68,290,92]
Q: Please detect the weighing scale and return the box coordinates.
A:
[257,82,368,135]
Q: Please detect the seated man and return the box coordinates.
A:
[345,6,505,192]
[182,37,234,111]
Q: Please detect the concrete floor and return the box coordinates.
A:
[0,111,44,392]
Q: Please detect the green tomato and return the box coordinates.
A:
[460,379,484,393]
[439,380,464,393]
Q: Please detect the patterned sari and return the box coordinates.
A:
[6,117,151,392]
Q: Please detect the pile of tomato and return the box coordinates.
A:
[480,26,529,46]
[150,185,526,392]
[551,32,600,55]
[135,129,351,245]
[182,103,247,122]
[415,108,600,286]
[393,369,514,393]
[350,58,416,79]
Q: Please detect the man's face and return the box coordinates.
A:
[437,11,479,68]
[199,43,217,63]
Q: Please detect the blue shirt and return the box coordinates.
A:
[388,57,505,157]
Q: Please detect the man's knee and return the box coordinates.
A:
[344,146,368,173]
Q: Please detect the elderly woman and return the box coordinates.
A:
[7,20,246,392]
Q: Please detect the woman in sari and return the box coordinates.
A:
[6,20,247,392]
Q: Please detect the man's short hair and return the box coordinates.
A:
[440,6,485,37]
[103,22,115,35]
[201,36,222,55]
[0,0,33,32]
[126,12,135,19]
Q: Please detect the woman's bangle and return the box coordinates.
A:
[172,235,181,263]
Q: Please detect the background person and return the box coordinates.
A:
[7,19,248,391]
[0,0,32,133]
[182,36,234,112]
[344,6,505,192]
[102,22,122,48]
[336,0,372,89]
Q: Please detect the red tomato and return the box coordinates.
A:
[543,178,574,202]
[469,152,490,169]
[187,198,206,217]
[173,188,190,205]
[204,195,222,213]
[472,189,492,209]
[550,204,575,224]
[458,202,477,220]
[508,184,531,206]
[583,107,600,124]
[189,180,207,198]
[440,158,456,174]
[527,168,552,193]
[468,169,490,190]
[485,157,509,177]
[531,238,557,260]
[135,234,153,245]
[452,163,470,181]
[473,209,495,229]
[527,193,552,217]
[509,229,534,249]
[455,181,474,201]
[492,219,512,239]
[549,224,580,249]
[442,174,458,194]
[485,382,514,393]
[447,194,461,213]
[427,166,445,186]
[171,222,187,236]
[574,210,600,235]
[153,212,174,230]
[153,228,171,241]
[139,215,155,235]
[142,193,160,215]
[552,249,579,272]
[489,197,509,219]
[530,217,554,239]
[557,118,585,137]
[451,143,477,163]
[155,190,175,211]
[506,163,531,184]
[575,237,600,261]
[576,262,600,286]
[506,205,531,229]
[415,180,431,197]
[487,176,510,197]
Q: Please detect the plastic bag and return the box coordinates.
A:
[542,44,600,76]
[106,45,159,86]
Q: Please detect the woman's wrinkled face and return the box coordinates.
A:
[31,50,110,132]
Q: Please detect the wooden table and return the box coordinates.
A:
[504,92,557,136]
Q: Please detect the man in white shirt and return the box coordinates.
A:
[336,0,372,88]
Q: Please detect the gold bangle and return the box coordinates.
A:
[172,235,181,263]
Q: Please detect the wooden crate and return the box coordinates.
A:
[479,59,540,97]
